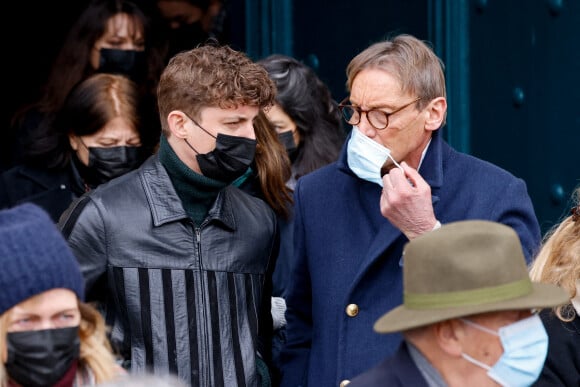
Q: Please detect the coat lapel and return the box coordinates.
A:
[350,131,446,287]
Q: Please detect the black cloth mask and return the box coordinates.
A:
[183,113,257,182]
[98,48,147,82]
[6,326,80,387]
[278,130,298,161]
[186,134,256,183]
[76,145,143,188]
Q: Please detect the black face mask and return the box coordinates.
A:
[98,48,147,82]
[278,130,298,161]
[183,113,257,182]
[6,326,80,387]
[186,134,256,183]
[77,145,144,187]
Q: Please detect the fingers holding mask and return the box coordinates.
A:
[380,162,436,239]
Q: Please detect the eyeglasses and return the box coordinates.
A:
[339,97,421,130]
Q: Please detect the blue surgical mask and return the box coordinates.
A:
[461,314,548,387]
[346,126,403,186]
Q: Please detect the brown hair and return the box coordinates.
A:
[346,34,446,122]
[157,44,276,133]
[253,110,293,218]
[25,73,150,168]
[157,44,291,217]
[77,302,122,382]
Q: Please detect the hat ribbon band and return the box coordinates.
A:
[404,278,533,309]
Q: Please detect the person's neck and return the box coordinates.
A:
[403,133,432,170]
[410,335,494,387]
[158,134,226,224]
[165,133,200,173]
[53,359,79,387]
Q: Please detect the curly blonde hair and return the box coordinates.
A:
[529,186,580,321]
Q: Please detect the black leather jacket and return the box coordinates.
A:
[59,155,277,386]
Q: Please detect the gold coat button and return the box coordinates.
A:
[339,380,350,387]
[345,304,359,317]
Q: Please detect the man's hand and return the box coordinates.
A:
[380,162,437,239]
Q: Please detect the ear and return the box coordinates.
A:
[424,97,447,131]
[433,319,464,357]
[69,134,79,151]
[167,110,191,139]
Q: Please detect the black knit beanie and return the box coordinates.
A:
[0,203,85,315]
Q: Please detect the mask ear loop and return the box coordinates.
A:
[76,137,90,151]
[182,111,217,155]
[380,154,405,177]
[461,352,493,371]
[384,154,417,187]
[388,154,405,173]
[459,318,498,372]
[184,139,200,154]
[460,318,500,336]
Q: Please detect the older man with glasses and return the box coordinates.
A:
[279,33,542,387]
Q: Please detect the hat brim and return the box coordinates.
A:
[374,283,569,333]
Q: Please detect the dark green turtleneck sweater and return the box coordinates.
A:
[158,135,227,225]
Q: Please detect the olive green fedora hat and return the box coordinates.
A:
[374,220,568,333]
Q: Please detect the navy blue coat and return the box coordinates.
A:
[348,342,429,387]
[280,131,541,387]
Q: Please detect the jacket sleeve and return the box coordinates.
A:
[58,194,108,302]
[279,181,312,387]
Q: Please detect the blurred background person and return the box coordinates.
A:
[7,0,164,169]
[258,53,347,384]
[0,203,123,387]
[156,0,233,62]
[259,54,346,190]
[0,73,149,222]
[529,185,580,386]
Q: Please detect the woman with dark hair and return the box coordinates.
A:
[259,54,346,189]
[258,54,346,384]
[9,0,164,167]
[0,73,148,222]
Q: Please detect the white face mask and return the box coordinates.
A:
[461,314,549,387]
[346,126,403,186]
